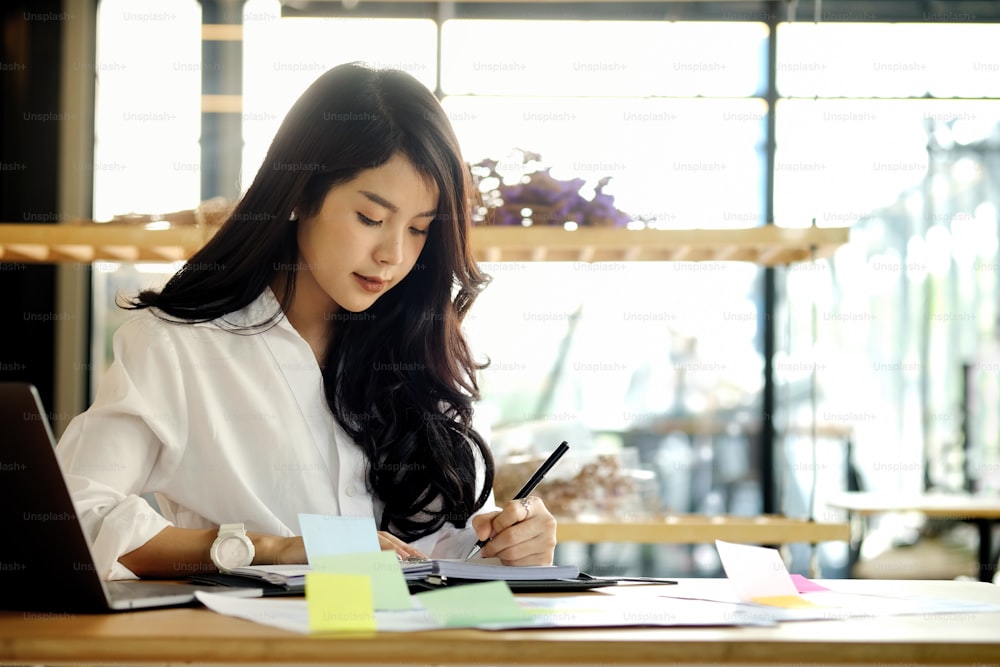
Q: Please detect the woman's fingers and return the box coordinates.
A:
[377,530,426,559]
[471,510,502,542]
[478,496,557,565]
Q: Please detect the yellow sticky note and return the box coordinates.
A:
[416,580,529,627]
[311,551,412,610]
[750,595,820,609]
[306,573,376,633]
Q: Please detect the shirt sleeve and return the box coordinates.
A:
[56,314,188,580]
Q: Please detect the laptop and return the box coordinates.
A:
[0,382,259,612]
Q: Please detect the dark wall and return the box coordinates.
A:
[0,1,64,412]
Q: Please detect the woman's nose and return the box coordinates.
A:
[374,230,404,265]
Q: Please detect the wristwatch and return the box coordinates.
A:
[209,522,255,572]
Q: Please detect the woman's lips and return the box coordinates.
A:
[353,273,387,293]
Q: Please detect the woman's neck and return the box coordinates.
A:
[273,271,338,367]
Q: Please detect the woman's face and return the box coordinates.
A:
[295,153,439,314]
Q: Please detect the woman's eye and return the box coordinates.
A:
[358,212,381,226]
[410,227,429,237]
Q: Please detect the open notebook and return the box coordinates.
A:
[222,558,580,591]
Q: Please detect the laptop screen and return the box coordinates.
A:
[0,382,114,612]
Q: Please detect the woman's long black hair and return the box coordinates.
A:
[127,62,494,541]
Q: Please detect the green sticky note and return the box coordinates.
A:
[415,580,529,627]
[305,573,376,633]
[311,551,413,611]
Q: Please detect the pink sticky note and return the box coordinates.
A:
[790,574,831,593]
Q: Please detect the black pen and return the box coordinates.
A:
[466,440,570,560]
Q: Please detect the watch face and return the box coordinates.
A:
[217,536,251,567]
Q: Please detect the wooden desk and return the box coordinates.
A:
[557,514,850,545]
[1,579,997,666]
[826,491,1000,582]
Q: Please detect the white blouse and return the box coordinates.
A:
[56,288,494,580]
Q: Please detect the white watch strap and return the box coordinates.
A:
[218,522,247,538]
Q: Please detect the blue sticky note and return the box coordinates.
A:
[298,514,380,564]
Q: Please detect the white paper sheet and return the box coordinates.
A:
[654,580,1000,622]
[195,590,775,634]
[195,591,440,634]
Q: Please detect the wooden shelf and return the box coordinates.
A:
[0,224,214,264]
[557,514,850,545]
[473,225,848,264]
[0,222,849,266]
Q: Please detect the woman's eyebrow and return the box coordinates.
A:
[359,190,436,218]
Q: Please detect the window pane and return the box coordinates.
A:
[446,96,765,228]
[928,24,1000,97]
[91,0,202,391]
[443,20,767,97]
[778,23,1000,98]
[778,102,1000,504]
[775,99,1000,227]
[470,261,763,426]
[93,0,201,218]
[240,1,437,190]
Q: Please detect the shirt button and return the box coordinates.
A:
[346,486,356,497]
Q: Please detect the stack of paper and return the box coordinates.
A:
[228,564,311,590]
[227,558,581,590]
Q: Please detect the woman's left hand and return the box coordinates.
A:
[378,530,427,560]
[470,496,557,566]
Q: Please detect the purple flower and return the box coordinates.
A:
[470,155,631,227]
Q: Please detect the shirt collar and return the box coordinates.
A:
[186,285,292,333]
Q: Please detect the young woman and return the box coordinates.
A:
[56,62,557,580]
